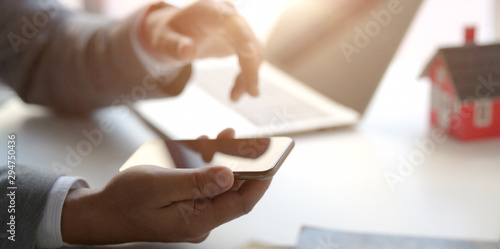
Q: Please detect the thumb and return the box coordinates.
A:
[158,32,196,63]
[164,166,234,201]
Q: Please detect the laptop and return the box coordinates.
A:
[132,0,423,139]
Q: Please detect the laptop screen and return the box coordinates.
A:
[265,0,423,114]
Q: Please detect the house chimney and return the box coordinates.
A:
[465,27,475,45]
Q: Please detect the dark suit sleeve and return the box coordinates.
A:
[0,165,60,249]
[0,0,191,115]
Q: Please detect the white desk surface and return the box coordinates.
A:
[1,59,500,249]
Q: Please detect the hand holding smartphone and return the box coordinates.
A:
[120,137,294,180]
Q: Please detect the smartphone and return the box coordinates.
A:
[119,137,295,180]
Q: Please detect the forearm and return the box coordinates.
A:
[0,0,191,114]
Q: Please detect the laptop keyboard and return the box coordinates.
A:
[194,68,329,127]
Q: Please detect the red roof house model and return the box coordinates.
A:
[421,28,500,141]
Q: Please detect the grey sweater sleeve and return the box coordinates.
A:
[0,0,191,115]
[0,165,61,249]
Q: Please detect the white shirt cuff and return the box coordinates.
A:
[36,176,89,249]
[130,7,185,82]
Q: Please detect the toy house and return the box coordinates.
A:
[421,28,500,141]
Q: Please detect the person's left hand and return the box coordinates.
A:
[142,0,263,101]
[61,128,271,244]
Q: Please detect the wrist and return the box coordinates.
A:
[61,188,102,244]
[61,187,144,245]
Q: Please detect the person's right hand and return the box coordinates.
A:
[142,0,263,101]
[60,164,272,244]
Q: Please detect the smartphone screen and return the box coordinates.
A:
[120,137,294,180]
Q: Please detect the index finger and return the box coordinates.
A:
[218,11,262,100]
[230,45,261,101]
